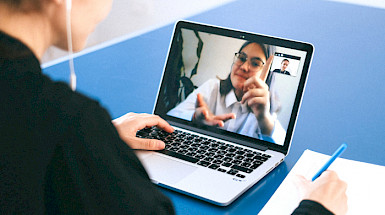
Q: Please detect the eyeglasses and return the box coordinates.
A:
[233,52,265,71]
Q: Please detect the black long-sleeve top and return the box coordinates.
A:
[0,31,174,214]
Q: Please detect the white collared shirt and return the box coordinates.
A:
[167,79,286,145]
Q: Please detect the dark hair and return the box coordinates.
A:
[282,59,289,63]
[219,41,275,95]
[0,0,42,11]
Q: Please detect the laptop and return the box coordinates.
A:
[135,20,313,206]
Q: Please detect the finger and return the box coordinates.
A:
[293,174,309,187]
[153,116,174,133]
[241,88,266,104]
[260,55,274,82]
[243,76,267,93]
[205,119,225,127]
[131,114,174,133]
[194,107,209,121]
[196,93,208,108]
[194,109,224,127]
[112,112,135,124]
[128,137,166,150]
[318,170,339,181]
[213,113,236,122]
[293,174,310,195]
[246,97,267,108]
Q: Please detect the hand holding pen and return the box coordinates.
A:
[294,144,348,215]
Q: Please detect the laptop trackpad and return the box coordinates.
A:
[142,153,198,185]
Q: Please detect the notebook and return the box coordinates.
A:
[135,20,314,206]
[259,149,385,214]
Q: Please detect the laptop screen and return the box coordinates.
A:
[154,21,313,154]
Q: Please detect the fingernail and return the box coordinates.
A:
[157,141,165,149]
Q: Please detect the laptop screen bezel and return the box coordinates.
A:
[153,20,313,155]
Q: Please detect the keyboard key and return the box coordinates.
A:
[186,136,194,140]
[250,163,261,169]
[228,148,237,153]
[241,162,251,168]
[209,164,219,170]
[227,169,238,175]
[185,152,197,157]
[208,148,218,152]
[262,154,271,158]
[204,157,214,162]
[244,158,254,163]
[227,153,236,157]
[168,147,178,152]
[222,162,232,167]
[213,159,223,165]
[164,139,174,144]
[236,174,245,178]
[235,155,245,160]
[178,149,188,154]
[259,157,268,161]
[189,147,199,152]
[217,168,227,173]
[217,150,226,155]
[214,154,224,159]
[231,165,253,173]
[197,160,210,167]
[191,143,200,148]
[180,144,189,149]
[159,150,199,163]
[196,149,206,154]
[194,154,205,160]
[235,150,245,155]
[231,160,242,165]
[193,138,202,143]
[223,157,232,162]
[245,153,254,158]
[210,143,219,148]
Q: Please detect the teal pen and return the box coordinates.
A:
[311,143,347,181]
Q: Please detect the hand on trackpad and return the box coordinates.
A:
[141,153,198,185]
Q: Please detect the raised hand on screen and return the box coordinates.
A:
[192,93,235,127]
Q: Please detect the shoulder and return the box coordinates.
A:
[193,78,220,98]
[201,78,220,86]
[196,78,220,91]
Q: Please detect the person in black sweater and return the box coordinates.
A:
[0,0,347,214]
[273,59,291,75]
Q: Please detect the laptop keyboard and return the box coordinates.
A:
[136,127,271,178]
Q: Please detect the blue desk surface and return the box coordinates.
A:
[44,0,385,214]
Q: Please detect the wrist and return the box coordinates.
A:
[257,113,274,135]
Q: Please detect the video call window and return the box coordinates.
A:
[270,53,301,77]
[163,28,307,146]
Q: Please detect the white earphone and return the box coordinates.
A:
[66,0,76,91]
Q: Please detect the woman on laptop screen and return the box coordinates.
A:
[168,41,286,145]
